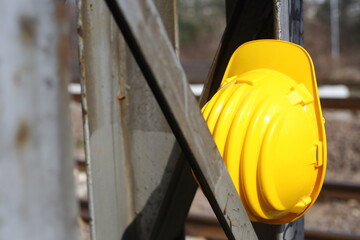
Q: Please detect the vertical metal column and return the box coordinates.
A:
[274,0,304,46]
[0,1,79,239]
[78,2,129,238]
[330,0,340,59]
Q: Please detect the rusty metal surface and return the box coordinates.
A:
[0,0,79,239]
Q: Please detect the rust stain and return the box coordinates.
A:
[77,25,83,38]
[77,7,86,92]
[77,7,88,118]
[19,15,37,45]
[16,121,29,149]
[82,105,88,116]
[78,44,86,88]
[117,91,127,101]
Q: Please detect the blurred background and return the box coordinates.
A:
[179,1,360,238]
[66,0,360,239]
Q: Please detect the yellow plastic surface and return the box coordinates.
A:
[202,40,327,224]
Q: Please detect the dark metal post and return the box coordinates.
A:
[273,1,305,239]
[222,0,305,239]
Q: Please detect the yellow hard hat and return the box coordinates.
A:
[202,39,327,224]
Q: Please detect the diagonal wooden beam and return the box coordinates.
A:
[103,0,257,239]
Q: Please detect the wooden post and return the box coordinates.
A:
[0,1,79,239]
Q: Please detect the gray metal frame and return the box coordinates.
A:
[79,0,199,239]
[79,0,305,239]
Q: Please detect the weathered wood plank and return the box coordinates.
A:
[103,0,258,239]
[0,1,79,239]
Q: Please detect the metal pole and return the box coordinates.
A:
[273,0,305,239]
[0,1,79,239]
[330,0,340,59]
